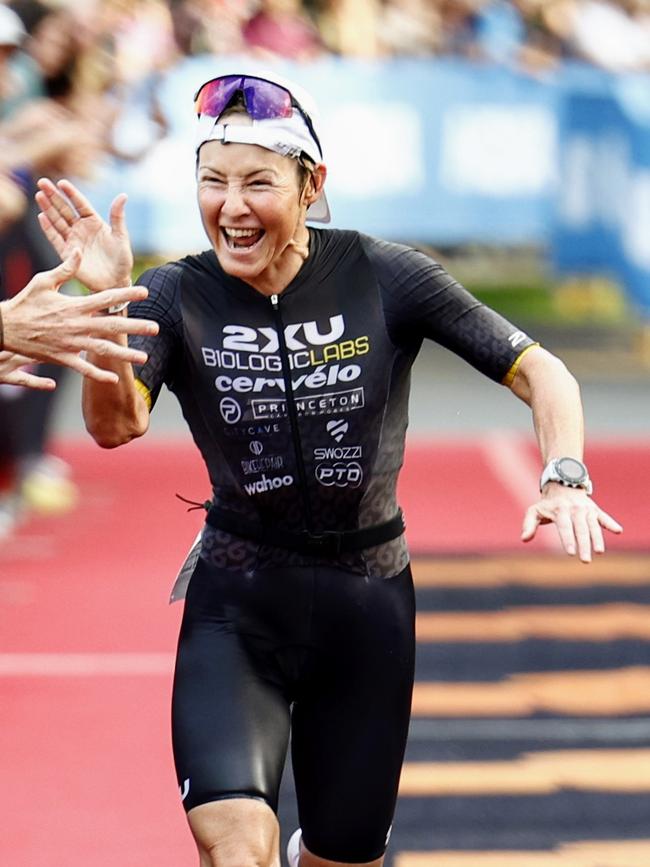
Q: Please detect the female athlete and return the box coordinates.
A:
[35,69,622,867]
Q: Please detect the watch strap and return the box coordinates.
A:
[540,457,593,495]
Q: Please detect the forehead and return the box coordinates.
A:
[197,140,296,175]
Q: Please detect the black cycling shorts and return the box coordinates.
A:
[172,557,416,863]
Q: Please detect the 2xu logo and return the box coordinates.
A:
[316,462,363,488]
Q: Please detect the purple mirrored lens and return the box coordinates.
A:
[195,76,293,120]
[241,79,292,120]
[194,77,240,117]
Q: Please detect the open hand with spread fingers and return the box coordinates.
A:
[0,252,159,387]
[521,484,623,562]
[0,352,53,390]
[35,177,134,293]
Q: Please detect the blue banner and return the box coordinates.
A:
[551,71,650,312]
[81,57,650,313]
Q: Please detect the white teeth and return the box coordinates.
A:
[223,228,260,238]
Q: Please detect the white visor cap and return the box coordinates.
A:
[0,5,26,47]
[195,70,330,223]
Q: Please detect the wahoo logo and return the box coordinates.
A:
[327,419,348,442]
[180,779,190,802]
[244,473,294,495]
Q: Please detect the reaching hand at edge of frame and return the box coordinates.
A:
[521,484,623,563]
[0,352,55,390]
[35,177,134,293]
[0,251,160,387]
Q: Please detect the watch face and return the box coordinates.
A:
[556,457,587,484]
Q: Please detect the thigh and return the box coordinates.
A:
[291,566,416,863]
[172,560,291,814]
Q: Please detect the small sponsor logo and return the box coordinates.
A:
[219,315,345,354]
[508,330,528,349]
[223,423,281,439]
[314,445,362,460]
[315,462,363,488]
[213,363,361,395]
[249,440,264,455]
[180,779,190,802]
[241,455,284,476]
[219,396,241,423]
[244,473,294,495]
[326,419,348,442]
[251,387,365,420]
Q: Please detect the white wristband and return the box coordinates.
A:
[106,301,129,315]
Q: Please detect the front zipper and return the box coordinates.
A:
[270,293,314,531]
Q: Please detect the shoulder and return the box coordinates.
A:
[138,250,221,294]
[355,234,452,291]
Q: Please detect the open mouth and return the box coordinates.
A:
[221,227,265,251]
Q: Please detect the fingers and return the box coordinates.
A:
[56,351,121,384]
[54,178,98,219]
[520,505,542,542]
[36,208,67,257]
[40,249,83,290]
[87,316,159,338]
[554,509,580,558]
[597,508,623,535]
[522,493,624,563]
[79,284,150,312]
[78,338,149,366]
[35,185,77,247]
[587,510,605,556]
[109,193,129,237]
[10,370,57,390]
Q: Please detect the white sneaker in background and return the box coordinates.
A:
[286,828,302,867]
[20,454,78,515]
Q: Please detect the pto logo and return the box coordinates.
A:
[327,419,348,442]
[315,462,363,488]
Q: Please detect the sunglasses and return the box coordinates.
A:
[194,74,322,158]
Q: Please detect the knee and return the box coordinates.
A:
[188,798,279,867]
[200,842,273,867]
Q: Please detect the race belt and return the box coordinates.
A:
[205,504,405,557]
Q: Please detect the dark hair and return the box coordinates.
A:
[8,0,51,36]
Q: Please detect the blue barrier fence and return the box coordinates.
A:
[85,56,650,314]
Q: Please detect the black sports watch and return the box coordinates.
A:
[540,457,593,495]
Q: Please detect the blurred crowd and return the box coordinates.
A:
[1,0,649,538]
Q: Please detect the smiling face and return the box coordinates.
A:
[196,137,322,294]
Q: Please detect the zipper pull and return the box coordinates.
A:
[270,293,279,308]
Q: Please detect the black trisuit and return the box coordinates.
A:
[129,229,536,863]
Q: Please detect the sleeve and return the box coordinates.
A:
[128,263,184,409]
[363,236,538,384]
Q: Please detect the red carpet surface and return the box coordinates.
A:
[1,435,648,866]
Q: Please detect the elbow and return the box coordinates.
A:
[85,416,148,450]
[90,429,135,450]
[509,347,579,403]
